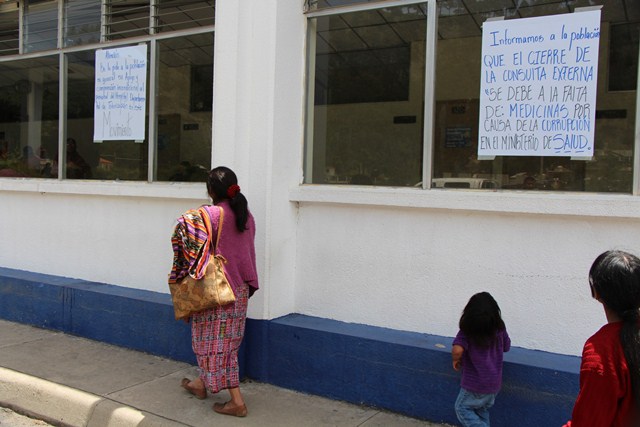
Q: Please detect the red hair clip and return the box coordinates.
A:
[227,184,240,198]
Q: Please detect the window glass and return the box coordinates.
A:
[24,0,59,53]
[67,49,149,180]
[0,4,19,56]
[156,33,213,182]
[0,56,59,178]
[305,3,428,186]
[306,0,377,12]
[156,0,215,33]
[434,0,635,193]
[106,0,150,40]
[64,0,102,47]
[66,51,97,179]
[609,22,639,92]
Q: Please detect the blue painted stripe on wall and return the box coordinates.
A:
[0,268,580,426]
[245,314,579,426]
[0,267,195,364]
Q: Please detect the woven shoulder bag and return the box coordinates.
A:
[170,206,236,320]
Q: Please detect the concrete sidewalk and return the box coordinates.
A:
[0,320,452,427]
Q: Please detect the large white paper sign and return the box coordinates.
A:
[94,45,148,142]
[478,10,601,157]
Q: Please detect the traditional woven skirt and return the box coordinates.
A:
[190,283,249,393]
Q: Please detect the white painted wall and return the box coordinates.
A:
[0,182,209,293]
[211,0,304,320]
[2,0,640,358]
[291,189,640,355]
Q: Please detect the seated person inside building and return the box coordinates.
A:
[65,138,92,179]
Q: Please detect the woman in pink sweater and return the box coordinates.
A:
[173,166,258,417]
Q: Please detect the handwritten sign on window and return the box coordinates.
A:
[478,10,601,158]
[93,45,148,142]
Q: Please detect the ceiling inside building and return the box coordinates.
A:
[313,0,640,50]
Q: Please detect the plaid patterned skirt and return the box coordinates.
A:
[190,283,249,393]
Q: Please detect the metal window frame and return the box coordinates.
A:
[303,0,437,189]
[635,39,640,195]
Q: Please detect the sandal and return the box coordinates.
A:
[213,401,248,417]
[181,378,207,399]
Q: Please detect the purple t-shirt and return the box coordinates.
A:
[453,328,511,394]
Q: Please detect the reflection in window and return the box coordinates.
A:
[0,56,59,178]
[156,33,213,182]
[305,4,427,186]
[433,0,634,193]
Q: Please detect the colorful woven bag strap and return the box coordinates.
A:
[200,205,224,255]
[191,206,213,275]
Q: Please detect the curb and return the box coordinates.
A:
[0,367,187,427]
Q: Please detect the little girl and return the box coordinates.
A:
[452,292,511,427]
[563,250,640,427]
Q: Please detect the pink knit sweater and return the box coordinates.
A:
[204,201,259,296]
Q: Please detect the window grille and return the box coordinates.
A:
[104,0,150,40]
[0,4,19,56]
[155,0,214,33]
[64,0,101,47]
[24,0,59,53]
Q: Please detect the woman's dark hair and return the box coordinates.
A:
[589,250,640,409]
[459,292,505,348]
[206,166,249,232]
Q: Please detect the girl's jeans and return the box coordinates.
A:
[454,388,497,427]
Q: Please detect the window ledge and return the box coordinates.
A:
[0,178,208,200]
[289,185,640,219]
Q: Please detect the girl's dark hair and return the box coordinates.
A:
[206,166,249,232]
[589,250,640,409]
[459,292,505,348]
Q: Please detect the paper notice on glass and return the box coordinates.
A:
[93,44,148,142]
[478,10,600,157]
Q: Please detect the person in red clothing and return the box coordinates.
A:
[564,250,640,427]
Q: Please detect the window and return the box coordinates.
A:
[156,33,213,182]
[105,0,151,40]
[305,2,428,186]
[0,0,215,182]
[156,0,215,33]
[24,0,59,53]
[0,3,19,56]
[304,0,640,194]
[434,0,634,193]
[64,0,102,47]
[0,56,59,178]
[609,22,640,92]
